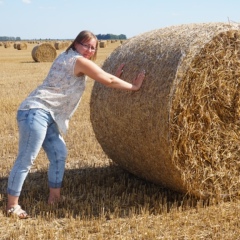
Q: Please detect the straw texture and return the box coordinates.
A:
[32,43,57,62]
[90,22,240,198]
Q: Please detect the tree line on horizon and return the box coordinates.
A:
[0,33,127,42]
[96,33,127,40]
[0,36,21,41]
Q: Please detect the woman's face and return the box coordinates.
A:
[74,38,97,59]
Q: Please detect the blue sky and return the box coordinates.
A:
[0,0,239,40]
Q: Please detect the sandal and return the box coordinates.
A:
[7,205,30,219]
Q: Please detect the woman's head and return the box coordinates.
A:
[66,30,98,61]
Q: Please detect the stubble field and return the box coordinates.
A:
[0,41,239,240]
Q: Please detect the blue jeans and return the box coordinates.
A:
[7,109,67,197]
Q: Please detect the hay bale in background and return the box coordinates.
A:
[4,42,11,48]
[54,41,71,50]
[54,41,65,50]
[90,22,240,198]
[99,41,107,48]
[31,43,57,62]
[62,41,71,49]
[14,42,19,49]
[17,42,27,50]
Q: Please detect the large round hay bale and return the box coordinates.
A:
[31,43,57,62]
[90,22,240,198]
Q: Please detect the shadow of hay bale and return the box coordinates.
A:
[0,165,198,219]
[90,22,240,199]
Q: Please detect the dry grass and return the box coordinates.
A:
[0,38,239,240]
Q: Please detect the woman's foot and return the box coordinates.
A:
[48,196,66,205]
[48,187,64,204]
[7,205,30,219]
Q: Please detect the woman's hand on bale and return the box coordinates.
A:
[115,63,125,78]
[115,63,145,91]
[132,70,146,90]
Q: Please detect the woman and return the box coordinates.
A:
[6,30,145,219]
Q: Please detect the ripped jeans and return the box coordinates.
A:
[7,109,67,197]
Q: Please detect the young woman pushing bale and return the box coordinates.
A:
[90,22,240,199]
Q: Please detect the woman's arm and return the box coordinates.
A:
[74,57,145,91]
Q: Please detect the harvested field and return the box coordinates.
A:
[0,33,239,239]
[90,22,240,199]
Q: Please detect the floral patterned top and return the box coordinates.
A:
[18,48,86,134]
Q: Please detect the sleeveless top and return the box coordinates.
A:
[18,48,86,134]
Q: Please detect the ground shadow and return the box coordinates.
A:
[20,61,40,63]
[0,164,203,219]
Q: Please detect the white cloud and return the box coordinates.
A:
[22,0,31,4]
